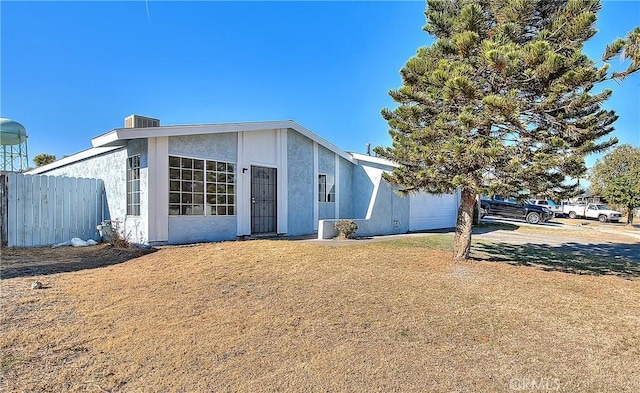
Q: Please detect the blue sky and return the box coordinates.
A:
[2,1,638,173]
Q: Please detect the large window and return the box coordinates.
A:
[318,174,335,202]
[126,155,141,216]
[169,156,235,216]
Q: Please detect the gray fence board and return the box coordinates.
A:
[1,172,104,247]
[8,173,21,247]
[61,176,71,242]
[47,175,56,244]
[0,175,7,246]
[24,174,34,247]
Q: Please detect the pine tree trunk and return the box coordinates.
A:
[453,187,476,261]
[627,205,634,225]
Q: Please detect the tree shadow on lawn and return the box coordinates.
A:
[0,245,156,280]
[472,241,640,279]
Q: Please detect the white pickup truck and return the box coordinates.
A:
[563,203,623,223]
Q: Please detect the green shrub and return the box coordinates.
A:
[335,220,358,239]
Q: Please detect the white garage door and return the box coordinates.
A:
[409,192,459,231]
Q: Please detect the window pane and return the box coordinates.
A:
[194,193,204,204]
[228,195,234,204]
[170,168,180,179]
[182,193,192,203]
[209,206,217,215]
[193,170,204,181]
[217,206,226,215]
[182,158,193,168]
[227,163,235,173]
[193,159,204,170]
[127,155,141,216]
[206,172,216,182]
[217,184,226,193]
[194,181,204,192]
[169,156,180,167]
[227,185,235,194]
[217,173,226,182]
[228,206,235,215]
[217,195,226,204]
[169,193,180,203]
[217,162,226,171]
[182,181,192,192]
[170,181,180,191]
[226,174,234,183]
[318,174,335,203]
[182,169,192,180]
[207,194,216,205]
[169,205,180,215]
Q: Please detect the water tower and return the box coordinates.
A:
[0,118,29,172]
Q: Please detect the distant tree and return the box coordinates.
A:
[375,0,640,260]
[589,145,640,224]
[33,153,56,167]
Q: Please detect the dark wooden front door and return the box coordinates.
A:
[251,166,277,234]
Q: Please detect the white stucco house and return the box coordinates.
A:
[29,115,459,245]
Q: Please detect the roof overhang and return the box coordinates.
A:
[92,120,355,163]
[351,152,400,168]
[26,146,124,175]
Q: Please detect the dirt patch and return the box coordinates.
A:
[0,244,155,280]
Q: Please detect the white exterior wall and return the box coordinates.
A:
[319,156,457,239]
[147,137,169,243]
[317,145,337,221]
[286,131,315,236]
[236,128,288,236]
[39,142,149,244]
[164,129,288,243]
[166,133,238,244]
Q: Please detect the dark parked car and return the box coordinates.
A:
[480,198,553,224]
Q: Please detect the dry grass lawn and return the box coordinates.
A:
[2,236,640,392]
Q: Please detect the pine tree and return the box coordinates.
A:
[33,153,56,167]
[375,0,640,260]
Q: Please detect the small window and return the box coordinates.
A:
[318,174,335,203]
[127,155,141,216]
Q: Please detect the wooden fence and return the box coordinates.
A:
[0,172,104,247]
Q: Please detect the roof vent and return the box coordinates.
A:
[124,114,160,128]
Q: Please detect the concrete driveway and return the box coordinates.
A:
[475,217,640,263]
